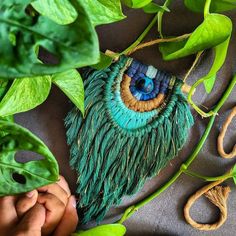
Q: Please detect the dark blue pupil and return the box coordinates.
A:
[135,77,154,94]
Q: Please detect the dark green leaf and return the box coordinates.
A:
[143,2,170,14]
[80,0,125,26]
[0,0,99,78]
[0,76,51,117]
[0,79,11,100]
[203,37,230,93]
[122,0,152,8]
[0,120,59,196]
[159,14,232,60]
[92,53,113,70]
[72,224,126,236]
[31,0,78,25]
[52,69,84,115]
[184,0,236,13]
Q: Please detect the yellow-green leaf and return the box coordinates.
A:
[52,69,84,115]
[0,76,51,117]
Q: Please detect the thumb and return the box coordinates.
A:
[14,203,46,236]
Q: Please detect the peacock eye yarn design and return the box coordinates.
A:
[65,56,194,223]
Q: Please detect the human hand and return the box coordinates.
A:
[0,175,78,236]
[37,176,78,236]
[0,194,45,236]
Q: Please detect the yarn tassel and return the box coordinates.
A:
[65,56,194,223]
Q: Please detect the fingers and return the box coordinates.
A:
[53,195,79,236]
[0,196,17,212]
[14,203,46,236]
[57,175,71,196]
[0,196,18,233]
[37,182,69,206]
[16,190,38,218]
[37,193,66,235]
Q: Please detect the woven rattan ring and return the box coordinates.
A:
[218,106,236,159]
[184,179,231,231]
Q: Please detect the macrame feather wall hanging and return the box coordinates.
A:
[65,55,194,223]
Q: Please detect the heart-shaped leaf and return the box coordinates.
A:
[159,14,232,60]
[31,0,78,25]
[52,69,84,115]
[203,37,231,93]
[122,0,152,8]
[0,76,51,117]
[80,0,125,26]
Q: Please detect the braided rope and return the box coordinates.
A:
[184,180,231,231]
[218,106,236,159]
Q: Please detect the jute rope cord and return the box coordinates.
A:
[184,179,231,231]
[126,34,191,55]
[218,106,236,159]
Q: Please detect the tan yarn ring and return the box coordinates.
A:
[184,179,231,231]
[120,74,165,112]
[218,106,236,159]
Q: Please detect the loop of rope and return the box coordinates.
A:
[218,106,236,159]
[184,179,231,231]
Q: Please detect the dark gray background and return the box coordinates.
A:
[16,1,236,235]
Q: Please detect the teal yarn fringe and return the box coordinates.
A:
[65,56,194,224]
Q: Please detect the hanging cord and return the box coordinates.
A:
[183,51,204,83]
[126,34,190,56]
[184,178,231,231]
[218,106,236,158]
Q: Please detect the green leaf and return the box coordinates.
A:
[31,0,78,25]
[0,79,11,100]
[122,0,152,8]
[72,224,126,236]
[52,69,84,115]
[159,14,232,60]
[0,0,99,78]
[184,0,236,13]
[0,76,51,117]
[203,37,230,93]
[143,2,170,14]
[92,53,113,70]
[159,38,188,58]
[0,120,59,196]
[233,164,236,185]
[80,0,126,26]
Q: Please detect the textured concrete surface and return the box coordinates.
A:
[16,1,236,236]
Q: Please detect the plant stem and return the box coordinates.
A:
[188,74,236,118]
[117,75,236,224]
[204,0,212,18]
[120,15,158,56]
[158,0,173,38]
[182,168,233,181]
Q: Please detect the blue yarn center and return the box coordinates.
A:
[135,76,154,94]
